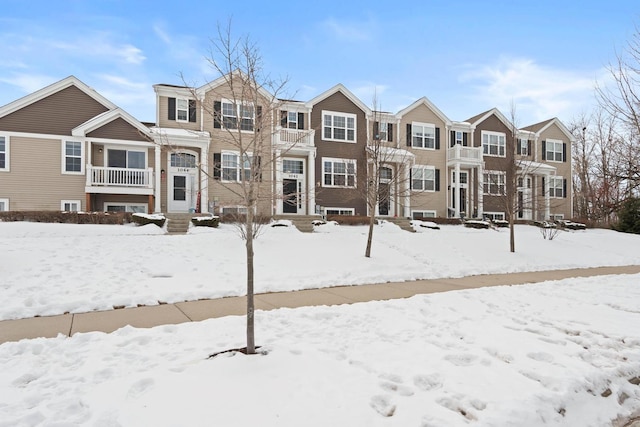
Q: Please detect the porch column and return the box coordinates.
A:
[307,150,315,215]
[200,145,209,213]
[85,193,92,212]
[275,150,283,215]
[545,174,551,219]
[454,163,461,218]
[154,145,161,213]
[404,165,411,217]
[477,166,484,218]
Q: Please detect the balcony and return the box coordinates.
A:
[85,165,154,195]
[447,145,483,167]
[274,127,315,148]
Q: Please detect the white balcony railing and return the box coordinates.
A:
[448,145,483,164]
[274,127,315,147]
[86,165,154,188]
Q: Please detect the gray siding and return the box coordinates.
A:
[87,118,152,141]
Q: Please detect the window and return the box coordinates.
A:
[545,139,564,162]
[222,101,238,129]
[176,99,189,121]
[482,131,506,157]
[221,152,255,182]
[483,171,505,195]
[551,214,565,221]
[107,149,145,169]
[519,138,529,156]
[455,131,464,145]
[549,176,565,198]
[221,206,249,216]
[287,112,298,129]
[411,166,436,191]
[323,158,356,187]
[63,141,83,173]
[375,122,388,141]
[323,111,356,142]
[0,136,8,170]
[105,203,147,213]
[61,200,80,212]
[283,159,304,174]
[171,153,197,168]
[240,105,255,131]
[325,207,355,216]
[411,122,436,149]
[412,210,436,219]
[483,212,505,221]
[0,198,8,211]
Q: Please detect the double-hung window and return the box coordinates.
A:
[221,152,254,182]
[61,200,80,212]
[549,176,564,198]
[222,101,238,129]
[519,138,529,156]
[483,171,505,195]
[482,131,506,157]
[411,165,436,191]
[545,139,564,162]
[411,123,436,149]
[323,158,356,187]
[218,100,254,131]
[0,136,7,170]
[323,111,356,142]
[63,141,83,174]
[176,99,189,121]
[0,198,8,211]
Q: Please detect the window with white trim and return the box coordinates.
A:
[519,138,529,156]
[411,122,436,149]
[412,210,436,219]
[0,198,8,211]
[325,207,355,216]
[323,158,356,187]
[323,111,356,142]
[483,171,505,195]
[107,149,145,169]
[219,100,255,131]
[287,111,298,129]
[0,136,8,170]
[549,176,564,198]
[551,214,564,220]
[483,211,505,221]
[221,206,248,216]
[221,152,254,182]
[482,131,506,157]
[411,165,436,191]
[104,203,147,213]
[61,200,80,212]
[63,141,83,173]
[546,139,564,162]
[171,153,197,168]
[176,99,189,121]
[455,131,464,145]
[376,122,388,141]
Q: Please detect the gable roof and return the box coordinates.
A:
[395,96,451,126]
[305,84,372,115]
[72,108,153,141]
[522,117,574,141]
[0,76,116,119]
[466,107,514,130]
[195,70,275,102]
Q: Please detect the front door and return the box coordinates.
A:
[281,158,305,214]
[450,170,468,216]
[283,179,299,214]
[168,151,198,212]
[378,166,393,216]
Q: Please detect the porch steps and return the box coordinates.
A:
[164,213,211,234]
[380,217,416,233]
[273,214,323,233]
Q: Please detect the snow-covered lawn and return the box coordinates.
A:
[1,221,639,321]
[1,274,639,426]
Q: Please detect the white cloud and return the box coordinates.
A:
[93,74,155,120]
[0,73,57,94]
[48,35,146,65]
[460,57,604,123]
[351,82,389,108]
[321,17,374,42]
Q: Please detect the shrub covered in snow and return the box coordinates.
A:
[191,216,220,228]
[132,213,166,228]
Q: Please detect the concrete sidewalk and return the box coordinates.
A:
[1,265,639,345]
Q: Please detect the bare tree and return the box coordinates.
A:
[185,23,294,354]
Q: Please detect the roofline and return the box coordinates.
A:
[396,96,452,126]
[531,117,576,141]
[72,108,154,141]
[305,84,372,115]
[468,107,514,130]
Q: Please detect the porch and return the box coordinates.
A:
[85,165,154,195]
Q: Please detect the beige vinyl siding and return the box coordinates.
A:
[87,118,152,141]
[311,91,368,215]
[157,96,200,131]
[0,136,86,210]
[539,123,572,218]
[0,86,109,135]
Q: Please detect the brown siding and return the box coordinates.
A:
[0,86,109,135]
[87,118,151,141]
[0,136,86,210]
[312,91,368,215]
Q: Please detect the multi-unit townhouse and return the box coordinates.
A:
[0,74,574,223]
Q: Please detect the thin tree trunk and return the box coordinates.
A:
[246,215,255,355]
[509,219,515,253]
[365,215,375,257]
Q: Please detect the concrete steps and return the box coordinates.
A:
[273,214,323,233]
[164,213,212,234]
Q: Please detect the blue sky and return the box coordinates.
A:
[0,0,638,126]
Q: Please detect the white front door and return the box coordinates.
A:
[168,151,199,213]
[281,158,306,214]
[451,170,469,216]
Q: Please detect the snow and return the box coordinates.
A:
[1,221,639,426]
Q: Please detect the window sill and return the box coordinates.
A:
[322,139,356,144]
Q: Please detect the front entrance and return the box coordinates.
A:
[281,158,305,214]
[517,176,533,220]
[168,151,199,212]
[451,170,468,217]
[378,166,393,216]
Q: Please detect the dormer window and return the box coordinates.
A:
[176,99,189,121]
[167,97,196,123]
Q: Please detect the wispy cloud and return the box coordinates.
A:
[460,57,604,123]
[0,73,57,94]
[351,82,389,108]
[48,35,146,65]
[320,17,375,42]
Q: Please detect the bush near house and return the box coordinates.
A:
[0,211,132,224]
[191,216,220,228]
[131,213,166,228]
[327,215,371,226]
